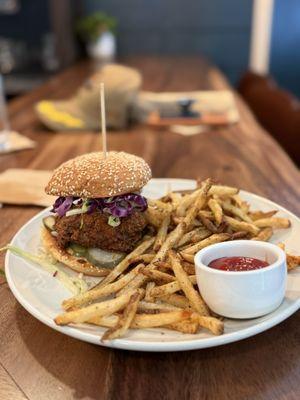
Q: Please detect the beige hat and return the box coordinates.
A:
[35,64,142,131]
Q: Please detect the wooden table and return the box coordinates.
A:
[0,57,300,400]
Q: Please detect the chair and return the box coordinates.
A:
[238,72,300,166]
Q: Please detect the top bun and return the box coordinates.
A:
[45,151,152,198]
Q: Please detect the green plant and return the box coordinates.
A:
[76,12,117,42]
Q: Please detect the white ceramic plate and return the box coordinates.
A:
[5,179,300,352]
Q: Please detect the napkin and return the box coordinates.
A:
[0,169,52,207]
[134,90,239,121]
[132,90,239,135]
[0,131,36,154]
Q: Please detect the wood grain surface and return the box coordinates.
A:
[0,57,299,400]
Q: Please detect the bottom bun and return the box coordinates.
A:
[41,227,109,277]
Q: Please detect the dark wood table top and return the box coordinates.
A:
[0,56,299,400]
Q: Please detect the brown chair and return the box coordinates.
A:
[238,71,300,166]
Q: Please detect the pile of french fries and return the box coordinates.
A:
[54,179,298,341]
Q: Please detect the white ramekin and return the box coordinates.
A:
[194,240,287,319]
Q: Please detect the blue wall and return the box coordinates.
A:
[1,1,299,97]
[0,0,50,45]
[270,0,300,97]
[82,0,252,85]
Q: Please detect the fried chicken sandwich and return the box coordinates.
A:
[42,151,151,276]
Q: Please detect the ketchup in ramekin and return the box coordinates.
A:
[208,256,269,272]
[195,241,286,318]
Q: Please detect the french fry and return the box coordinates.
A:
[87,314,118,328]
[183,179,212,230]
[278,244,300,271]
[97,236,155,287]
[249,210,277,221]
[145,281,155,302]
[192,314,224,335]
[173,216,202,227]
[128,254,155,264]
[62,263,143,310]
[190,229,212,243]
[209,185,238,197]
[166,318,200,334]
[157,261,196,277]
[145,207,166,228]
[224,216,260,235]
[172,216,182,225]
[153,213,171,251]
[231,231,249,240]
[198,210,214,220]
[254,217,291,229]
[55,290,138,325]
[176,188,202,217]
[179,252,194,263]
[176,228,211,248]
[169,250,209,316]
[182,262,195,275]
[286,254,300,271]
[90,310,192,329]
[169,192,182,208]
[182,233,231,255]
[150,222,186,264]
[161,190,182,206]
[161,294,191,309]
[101,292,140,341]
[221,200,253,223]
[208,198,223,226]
[156,198,171,209]
[148,275,197,298]
[251,227,273,241]
[231,194,249,213]
[137,301,179,313]
[157,259,195,275]
[216,221,227,234]
[225,226,234,235]
[147,199,173,212]
[153,260,172,272]
[198,212,218,233]
[131,310,192,328]
[116,273,147,296]
[141,268,176,283]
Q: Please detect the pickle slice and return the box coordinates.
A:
[68,243,87,257]
[87,248,125,269]
[42,216,56,231]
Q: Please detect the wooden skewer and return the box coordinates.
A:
[100,82,107,158]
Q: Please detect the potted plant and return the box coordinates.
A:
[76,12,117,62]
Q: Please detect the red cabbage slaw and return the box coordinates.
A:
[51,193,148,226]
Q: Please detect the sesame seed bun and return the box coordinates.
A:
[45,151,152,198]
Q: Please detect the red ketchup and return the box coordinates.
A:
[208,256,269,272]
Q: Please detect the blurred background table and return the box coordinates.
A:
[0,57,299,400]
